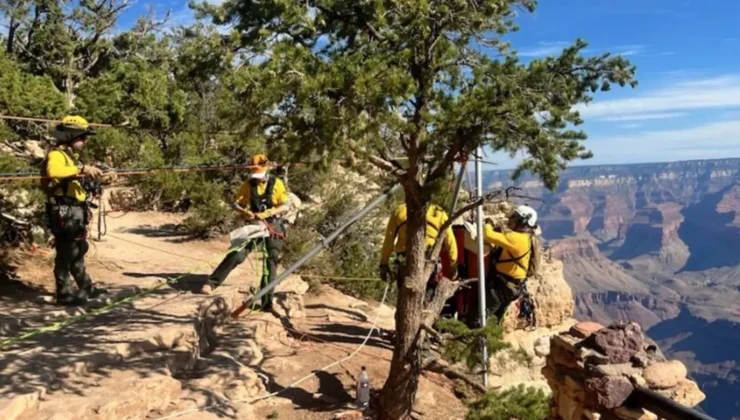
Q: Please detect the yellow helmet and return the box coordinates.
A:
[60,115,91,129]
[53,115,96,144]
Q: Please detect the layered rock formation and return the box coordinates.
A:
[491,258,577,392]
[544,321,705,420]
[481,158,740,419]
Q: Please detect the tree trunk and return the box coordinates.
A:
[379,187,430,420]
[7,17,16,54]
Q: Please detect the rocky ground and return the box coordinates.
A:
[0,211,468,420]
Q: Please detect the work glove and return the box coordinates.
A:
[379,264,392,283]
[81,165,103,179]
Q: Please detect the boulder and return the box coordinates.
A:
[582,322,643,364]
[570,322,604,339]
[274,274,309,295]
[534,335,552,357]
[503,260,574,331]
[272,292,306,319]
[593,363,643,380]
[666,380,706,408]
[643,360,687,390]
[614,406,658,420]
[585,376,634,409]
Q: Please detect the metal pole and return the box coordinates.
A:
[232,183,402,317]
[628,387,716,420]
[475,147,489,387]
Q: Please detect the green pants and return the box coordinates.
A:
[47,203,93,299]
[208,220,285,309]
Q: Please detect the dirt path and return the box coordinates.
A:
[0,211,467,420]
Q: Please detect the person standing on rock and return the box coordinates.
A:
[482,205,540,323]
[43,115,107,306]
[201,154,292,311]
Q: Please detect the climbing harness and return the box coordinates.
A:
[517,282,536,327]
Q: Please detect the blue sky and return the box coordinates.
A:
[118,0,740,168]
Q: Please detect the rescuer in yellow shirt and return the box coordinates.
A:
[483,205,539,323]
[379,203,458,292]
[202,154,292,310]
[43,116,106,305]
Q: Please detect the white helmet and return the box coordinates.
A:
[513,205,538,228]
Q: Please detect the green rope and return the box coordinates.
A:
[0,240,251,350]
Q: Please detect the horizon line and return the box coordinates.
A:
[479,156,740,173]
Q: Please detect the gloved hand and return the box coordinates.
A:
[254,210,273,220]
[379,264,392,283]
[81,165,103,179]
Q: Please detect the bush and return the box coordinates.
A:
[466,385,550,420]
[436,316,510,371]
[280,168,397,303]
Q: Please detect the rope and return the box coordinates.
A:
[152,282,390,420]
[300,274,383,282]
[0,163,264,181]
[0,239,250,350]
[0,114,242,136]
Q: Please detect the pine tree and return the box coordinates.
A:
[195,1,637,418]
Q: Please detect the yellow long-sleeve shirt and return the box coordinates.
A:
[380,203,458,265]
[234,176,291,214]
[46,148,86,202]
[483,225,531,280]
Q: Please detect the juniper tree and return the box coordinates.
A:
[194,1,636,418]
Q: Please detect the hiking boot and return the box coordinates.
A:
[56,294,87,306]
[89,286,107,299]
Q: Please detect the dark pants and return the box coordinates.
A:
[208,221,285,309]
[487,272,523,323]
[47,204,94,299]
[464,272,523,327]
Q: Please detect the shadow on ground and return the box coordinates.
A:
[0,305,192,399]
[123,272,209,293]
[122,224,200,244]
[306,323,393,351]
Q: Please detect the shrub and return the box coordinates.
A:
[436,316,510,371]
[466,385,550,420]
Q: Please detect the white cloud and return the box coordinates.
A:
[619,123,644,129]
[517,41,570,57]
[601,112,688,122]
[486,119,740,169]
[576,75,740,120]
[586,119,740,164]
[614,44,646,56]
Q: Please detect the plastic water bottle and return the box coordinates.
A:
[356,366,370,409]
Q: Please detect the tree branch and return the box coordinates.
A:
[425,197,483,263]
[349,141,406,178]
[422,358,487,394]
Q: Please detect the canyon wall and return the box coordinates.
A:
[482,159,740,420]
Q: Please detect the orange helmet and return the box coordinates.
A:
[249,154,269,179]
